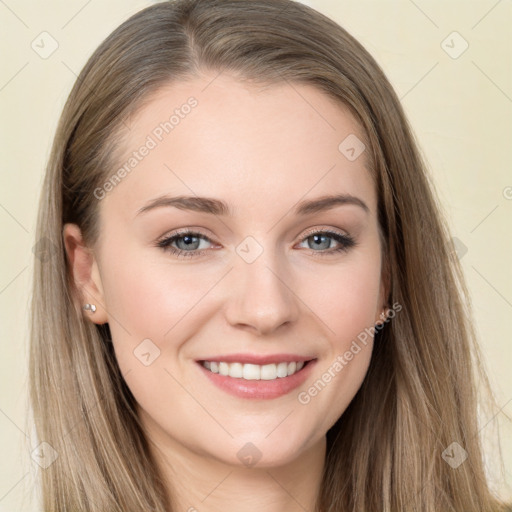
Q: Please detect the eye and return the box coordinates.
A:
[297,229,356,256]
[156,230,215,259]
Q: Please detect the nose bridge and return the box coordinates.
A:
[225,236,299,334]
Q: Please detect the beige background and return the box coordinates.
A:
[0,0,510,509]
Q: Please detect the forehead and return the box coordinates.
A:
[103,73,376,222]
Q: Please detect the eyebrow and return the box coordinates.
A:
[136,193,370,217]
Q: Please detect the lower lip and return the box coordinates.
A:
[196,360,317,399]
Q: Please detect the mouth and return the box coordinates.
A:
[199,359,312,380]
[196,356,317,399]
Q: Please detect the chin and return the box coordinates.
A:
[210,432,317,469]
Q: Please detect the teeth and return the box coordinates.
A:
[201,360,307,380]
[219,362,229,376]
[243,364,260,380]
[229,362,243,378]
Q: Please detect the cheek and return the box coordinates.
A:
[302,253,382,345]
[100,249,212,339]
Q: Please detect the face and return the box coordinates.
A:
[65,72,387,469]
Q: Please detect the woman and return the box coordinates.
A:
[28,0,510,510]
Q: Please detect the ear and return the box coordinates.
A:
[62,223,109,325]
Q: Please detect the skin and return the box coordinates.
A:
[63,72,388,512]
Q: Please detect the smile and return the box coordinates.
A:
[197,358,316,399]
[201,360,305,380]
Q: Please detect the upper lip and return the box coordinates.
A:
[197,353,316,365]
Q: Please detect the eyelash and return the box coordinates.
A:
[156,228,357,259]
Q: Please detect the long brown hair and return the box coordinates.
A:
[28,0,510,510]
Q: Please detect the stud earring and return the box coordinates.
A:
[375,308,389,328]
[83,303,97,313]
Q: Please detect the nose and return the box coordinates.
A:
[224,248,300,336]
